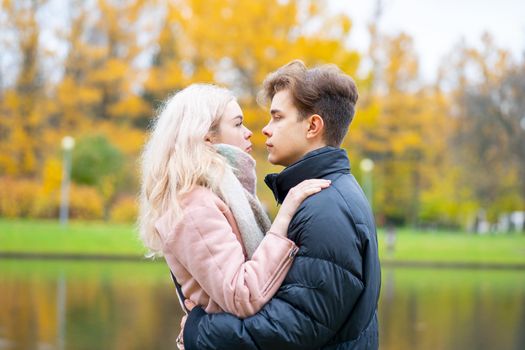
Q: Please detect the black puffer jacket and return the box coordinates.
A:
[184,147,381,350]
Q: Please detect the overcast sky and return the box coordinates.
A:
[2,0,524,87]
[332,0,525,82]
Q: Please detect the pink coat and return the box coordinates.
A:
[155,186,298,318]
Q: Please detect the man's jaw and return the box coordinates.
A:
[265,143,277,164]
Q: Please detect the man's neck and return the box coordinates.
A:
[291,142,328,166]
[265,146,349,203]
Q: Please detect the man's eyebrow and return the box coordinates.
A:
[270,109,282,115]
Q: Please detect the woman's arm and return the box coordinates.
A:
[169,179,330,318]
[171,200,297,318]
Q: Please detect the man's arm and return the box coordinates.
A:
[183,254,364,350]
[182,196,367,350]
[183,296,335,350]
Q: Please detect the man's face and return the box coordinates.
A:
[262,90,310,166]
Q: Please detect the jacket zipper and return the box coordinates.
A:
[261,246,299,296]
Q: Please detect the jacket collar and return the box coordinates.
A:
[264,146,351,204]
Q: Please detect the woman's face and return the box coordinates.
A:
[212,100,253,153]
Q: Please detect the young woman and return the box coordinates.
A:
[138,84,329,320]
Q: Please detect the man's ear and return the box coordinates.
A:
[306,114,324,139]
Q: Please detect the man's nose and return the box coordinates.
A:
[262,124,271,137]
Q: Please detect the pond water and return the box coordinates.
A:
[0,260,524,349]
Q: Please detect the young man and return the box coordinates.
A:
[182,60,381,350]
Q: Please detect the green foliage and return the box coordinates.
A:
[71,135,123,186]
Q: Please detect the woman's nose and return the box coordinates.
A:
[244,126,253,139]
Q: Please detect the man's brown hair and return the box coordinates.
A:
[258,60,358,147]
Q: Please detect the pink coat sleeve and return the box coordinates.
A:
[169,203,297,318]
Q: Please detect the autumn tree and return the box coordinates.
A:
[446,35,525,222]
[139,0,363,213]
[0,0,49,176]
[350,32,431,225]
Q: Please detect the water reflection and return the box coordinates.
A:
[57,273,66,350]
[0,260,524,350]
[0,260,182,350]
[379,268,525,350]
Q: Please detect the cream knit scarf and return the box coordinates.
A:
[214,144,271,258]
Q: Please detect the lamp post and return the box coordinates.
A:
[59,136,75,226]
[360,158,375,209]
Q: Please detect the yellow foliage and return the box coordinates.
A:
[0,152,17,175]
[32,184,104,220]
[108,95,150,120]
[96,121,146,156]
[94,58,128,83]
[41,158,63,195]
[110,196,138,223]
[1,0,520,226]
[420,168,477,226]
[0,177,40,217]
[0,177,103,220]
[68,185,104,219]
[58,77,102,108]
[99,175,117,201]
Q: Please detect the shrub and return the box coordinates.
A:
[0,177,104,220]
[72,134,124,186]
[110,195,138,223]
[0,177,40,217]
[68,185,104,219]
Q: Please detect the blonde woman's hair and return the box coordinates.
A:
[139,84,235,257]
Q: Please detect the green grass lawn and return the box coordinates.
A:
[0,218,145,256]
[378,227,525,264]
[1,219,524,263]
